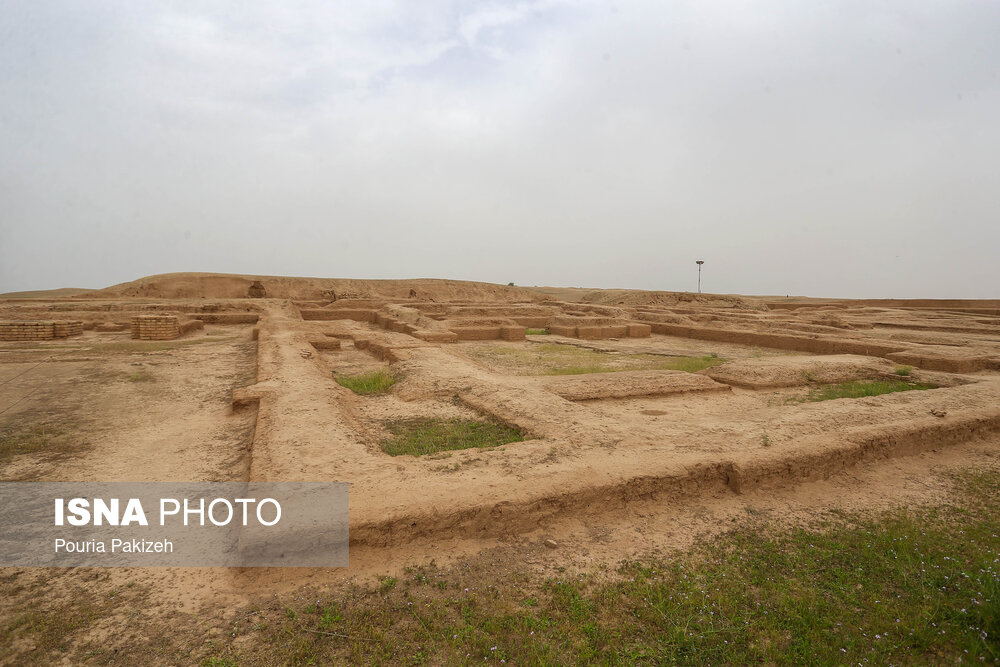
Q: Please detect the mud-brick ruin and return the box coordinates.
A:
[131,315,180,340]
[130,315,205,340]
[2,273,1000,553]
[0,320,83,341]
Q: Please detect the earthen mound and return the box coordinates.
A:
[87,273,543,302]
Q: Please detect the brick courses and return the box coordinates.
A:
[0,320,83,341]
[131,315,180,340]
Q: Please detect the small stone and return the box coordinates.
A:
[930,408,947,418]
[544,539,558,549]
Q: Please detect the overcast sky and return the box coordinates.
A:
[1,1,998,297]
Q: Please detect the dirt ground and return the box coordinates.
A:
[1,273,999,663]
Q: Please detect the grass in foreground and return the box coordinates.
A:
[381,418,524,456]
[0,422,80,462]
[335,369,396,395]
[0,571,151,660]
[792,378,937,403]
[193,469,999,665]
[465,342,725,376]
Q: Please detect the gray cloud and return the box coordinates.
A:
[2,0,998,297]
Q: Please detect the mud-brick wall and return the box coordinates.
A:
[0,320,84,341]
[52,321,84,338]
[130,315,180,340]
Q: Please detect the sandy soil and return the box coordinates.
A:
[0,327,259,628]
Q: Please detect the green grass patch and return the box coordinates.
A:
[335,369,396,395]
[543,353,725,376]
[0,422,80,462]
[651,353,725,373]
[895,364,913,376]
[793,379,937,403]
[464,342,725,376]
[380,418,523,456]
[525,328,549,335]
[198,468,1000,665]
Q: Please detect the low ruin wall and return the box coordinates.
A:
[300,309,376,322]
[191,313,259,324]
[450,325,525,341]
[0,320,83,341]
[131,315,180,340]
[548,322,651,339]
[650,323,905,356]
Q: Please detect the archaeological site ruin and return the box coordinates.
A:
[3,272,999,552]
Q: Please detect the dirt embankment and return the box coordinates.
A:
[84,273,543,302]
[0,287,94,299]
[767,298,1000,311]
[528,286,767,310]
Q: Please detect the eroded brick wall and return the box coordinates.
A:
[131,315,180,340]
[0,321,83,341]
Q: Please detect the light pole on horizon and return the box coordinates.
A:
[696,260,704,293]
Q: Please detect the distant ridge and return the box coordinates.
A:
[0,287,94,299]
[87,272,541,302]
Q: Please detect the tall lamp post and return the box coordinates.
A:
[696,260,704,293]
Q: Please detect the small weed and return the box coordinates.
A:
[894,365,913,376]
[525,328,549,335]
[335,369,396,395]
[761,431,771,447]
[379,577,397,593]
[126,370,155,382]
[318,604,343,630]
